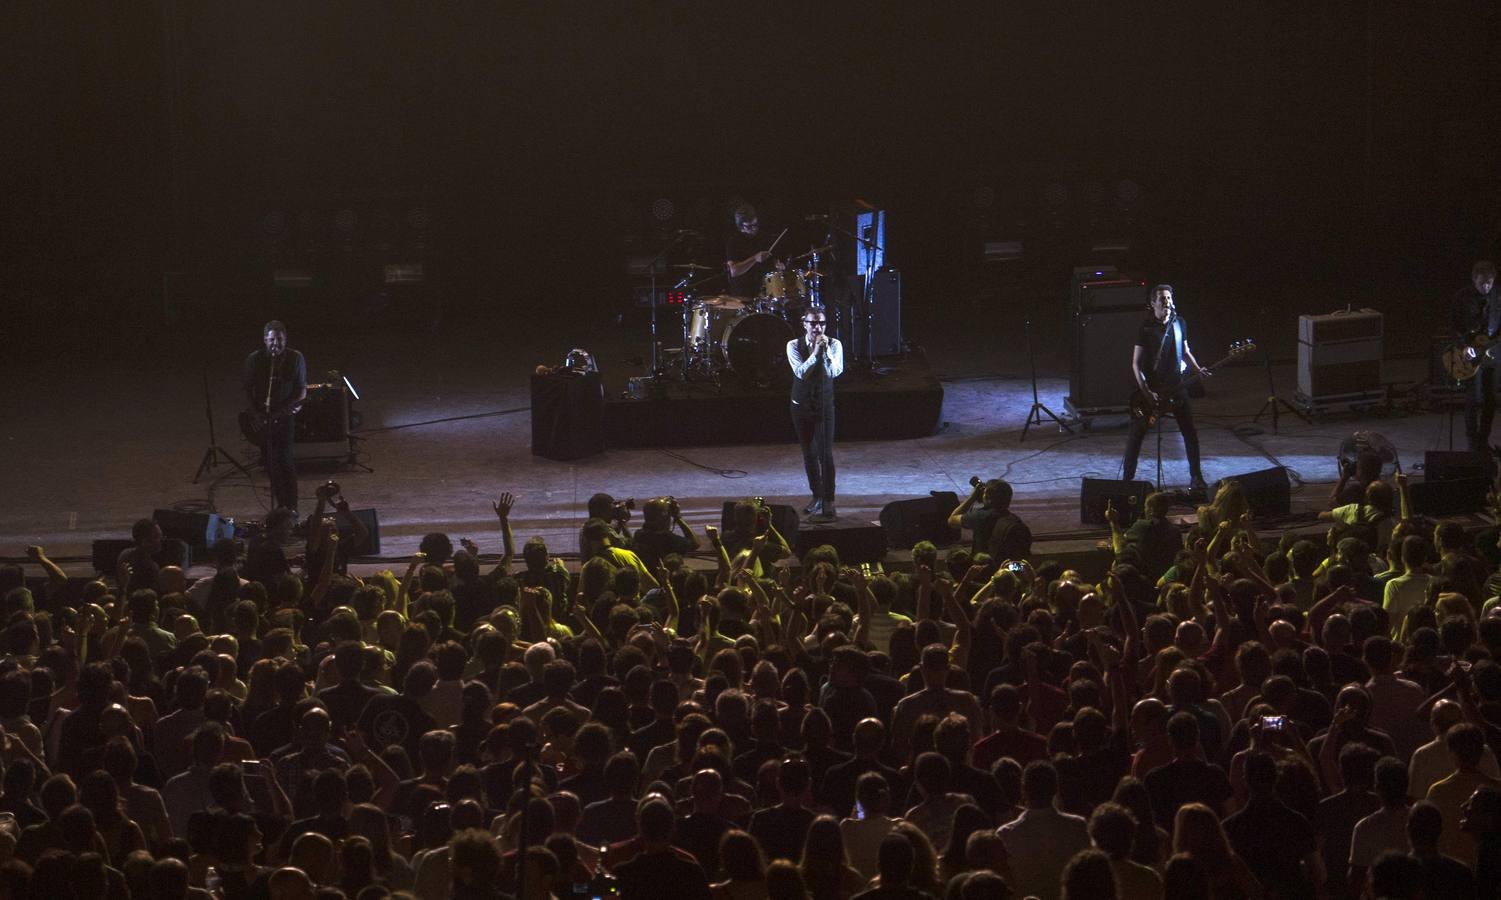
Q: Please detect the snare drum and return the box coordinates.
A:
[722,312,795,382]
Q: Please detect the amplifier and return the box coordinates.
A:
[1297,310,1383,399]
[1298,309,1384,344]
[1075,278,1149,313]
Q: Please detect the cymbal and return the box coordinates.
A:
[672,263,715,271]
[789,244,833,263]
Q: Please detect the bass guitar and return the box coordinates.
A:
[1129,339,1256,426]
[238,405,301,446]
[1442,333,1498,382]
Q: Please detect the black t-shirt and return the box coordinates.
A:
[1453,282,1501,341]
[1144,758,1231,829]
[1137,315,1187,392]
[726,228,772,297]
[244,537,290,586]
[242,348,308,414]
[1223,799,1319,900]
[632,527,695,571]
[356,693,435,763]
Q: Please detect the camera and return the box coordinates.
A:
[1261,715,1286,732]
[612,498,636,521]
[969,475,982,488]
[315,480,341,500]
[1004,561,1025,574]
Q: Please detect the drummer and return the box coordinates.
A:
[725,204,782,297]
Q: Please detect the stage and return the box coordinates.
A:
[0,302,1480,580]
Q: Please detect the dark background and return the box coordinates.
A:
[3,2,1498,368]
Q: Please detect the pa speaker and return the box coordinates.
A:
[531,372,604,460]
[1219,466,1291,518]
[1424,450,1491,482]
[719,502,799,545]
[1409,477,1488,516]
[878,492,960,549]
[1080,478,1154,526]
[153,509,235,550]
[338,508,381,555]
[793,521,888,565]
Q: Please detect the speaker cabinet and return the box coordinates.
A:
[153,509,235,551]
[1070,309,1141,410]
[878,492,961,549]
[1409,477,1489,516]
[1424,450,1491,482]
[718,502,799,546]
[338,507,381,555]
[1080,478,1154,526]
[1218,466,1291,518]
[852,268,903,358]
[531,372,604,460]
[793,521,888,565]
[296,383,352,443]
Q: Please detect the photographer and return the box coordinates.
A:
[632,497,699,571]
[948,477,1031,561]
[578,492,635,556]
[722,498,790,577]
[304,481,370,576]
[580,518,658,591]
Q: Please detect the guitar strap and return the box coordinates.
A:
[1149,317,1179,391]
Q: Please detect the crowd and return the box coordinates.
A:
[2,463,1501,900]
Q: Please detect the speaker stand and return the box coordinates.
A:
[192,370,254,484]
[1019,318,1074,442]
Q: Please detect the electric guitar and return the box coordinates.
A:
[238,404,301,446]
[1442,333,1499,382]
[1129,339,1256,426]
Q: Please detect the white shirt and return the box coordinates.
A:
[787,336,844,381]
[840,814,901,880]
[997,806,1091,900]
[1409,735,1501,798]
[1383,574,1434,634]
[1349,806,1409,869]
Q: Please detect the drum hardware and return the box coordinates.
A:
[671,263,716,272]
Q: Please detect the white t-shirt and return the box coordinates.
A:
[1349,806,1409,869]
[1383,573,1435,635]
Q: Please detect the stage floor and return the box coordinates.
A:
[0,313,1476,573]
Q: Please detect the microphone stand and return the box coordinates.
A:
[191,367,253,483]
[1019,317,1074,442]
[646,231,693,377]
[822,217,888,375]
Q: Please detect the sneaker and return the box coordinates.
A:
[812,504,837,522]
[803,497,821,515]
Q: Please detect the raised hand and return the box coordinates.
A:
[493,492,515,520]
[25,546,44,562]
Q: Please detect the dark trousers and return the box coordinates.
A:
[262,416,299,512]
[1467,365,1497,452]
[791,400,836,503]
[1122,394,1202,483]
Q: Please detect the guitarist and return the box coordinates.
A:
[1452,260,1499,452]
[242,320,307,516]
[1122,285,1209,495]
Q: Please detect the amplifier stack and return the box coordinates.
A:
[1295,309,1384,415]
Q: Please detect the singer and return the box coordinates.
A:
[242,320,308,516]
[1121,285,1208,494]
[787,306,843,521]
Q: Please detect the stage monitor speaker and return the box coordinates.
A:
[793,521,888,565]
[1409,476,1489,516]
[1070,308,1140,409]
[851,268,903,357]
[1218,466,1291,518]
[1080,478,1154,526]
[338,507,381,555]
[531,372,604,460]
[1424,450,1491,483]
[91,539,191,575]
[296,383,352,443]
[878,492,961,549]
[153,509,235,550]
[718,502,800,546]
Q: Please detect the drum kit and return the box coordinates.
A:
[667,246,833,385]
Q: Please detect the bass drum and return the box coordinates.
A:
[722,312,795,383]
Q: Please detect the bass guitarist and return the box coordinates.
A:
[1122,284,1209,495]
[242,319,307,516]
[1452,260,1499,452]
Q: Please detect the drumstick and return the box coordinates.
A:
[767,227,789,254]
